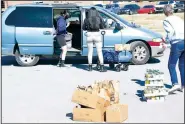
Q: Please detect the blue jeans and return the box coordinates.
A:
[168,40,184,86]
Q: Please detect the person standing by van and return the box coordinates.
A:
[163,5,184,93]
[56,11,69,67]
[82,7,106,72]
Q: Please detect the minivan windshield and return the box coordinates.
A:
[95,4,103,7]
[102,8,132,27]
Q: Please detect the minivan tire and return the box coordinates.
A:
[15,50,40,66]
[130,41,150,65]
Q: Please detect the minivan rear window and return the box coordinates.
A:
[5,10,16,26]
[15,7,52,28]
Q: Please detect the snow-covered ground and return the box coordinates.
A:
[1,48,184,123]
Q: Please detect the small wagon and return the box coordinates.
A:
[102,49,132,72]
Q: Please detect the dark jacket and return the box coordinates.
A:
[82,15,105,32]
[56,16,67,35]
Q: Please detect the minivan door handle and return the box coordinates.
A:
[43,31,52,35]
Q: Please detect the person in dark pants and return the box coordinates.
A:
[163,5,184,93]
[56,11,69,67]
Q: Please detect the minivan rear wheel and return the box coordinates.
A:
[130,41,150,65]
[15,50,40,66]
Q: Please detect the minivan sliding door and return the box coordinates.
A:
[82,9,122,56]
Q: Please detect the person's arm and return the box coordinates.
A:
[82,19,87,30]
[163,20,175,43]
[66,19,70,28]
[52,26,56,35]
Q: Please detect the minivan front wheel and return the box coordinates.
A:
[15,50,40,66]
[131,41,150,65]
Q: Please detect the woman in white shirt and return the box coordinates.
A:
[163,5,184,94]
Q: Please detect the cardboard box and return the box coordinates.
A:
[123,44,131,51]
[73,107,105,122]
[111,80,120,93]
[72,89,110,109]
[115,44,131,51]
[115,44,124,51]
[106,104,128,123]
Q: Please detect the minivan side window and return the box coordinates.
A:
[5,10,16,26]
[15,7,52,28]
[99,12,116,29]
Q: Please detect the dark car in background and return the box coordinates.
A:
[94,4,103,8]
[119,4,140,15]
[174,1,184,13]
[137,5,155,14]
[105,3,120,14]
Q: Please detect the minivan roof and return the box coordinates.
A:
[14,3,103,11]
[15,3,79,8]
[52,3,79,8]
[15,3,52,7]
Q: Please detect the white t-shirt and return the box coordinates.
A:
[163,15,184,44]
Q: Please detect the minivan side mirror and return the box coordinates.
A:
[115,23,123,30]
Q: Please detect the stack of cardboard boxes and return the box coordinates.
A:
[71,80,128,122]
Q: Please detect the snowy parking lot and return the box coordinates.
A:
[1,48,184,123]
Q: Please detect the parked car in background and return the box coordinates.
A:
[105,3,120,14]
[155,1,177,13]
[174,1,184,13]
[113,0,119,3]
[119,4,140,15]
[137,5,155,14]
[94,4,104,8]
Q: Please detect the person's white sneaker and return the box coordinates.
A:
[178,87,184,93]
[168,84,181,94]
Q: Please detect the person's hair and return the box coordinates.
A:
[61,10,67,15]
[89,7,100,17]
[85,11,88,18]
[90,7,96,10]
[163,5,173,16]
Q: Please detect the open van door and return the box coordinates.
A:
[15,6,54,55]
[82,9,122,56]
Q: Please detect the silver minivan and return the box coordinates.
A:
[2,3,165,66]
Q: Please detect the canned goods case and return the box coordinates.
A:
[143,69,168,102]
